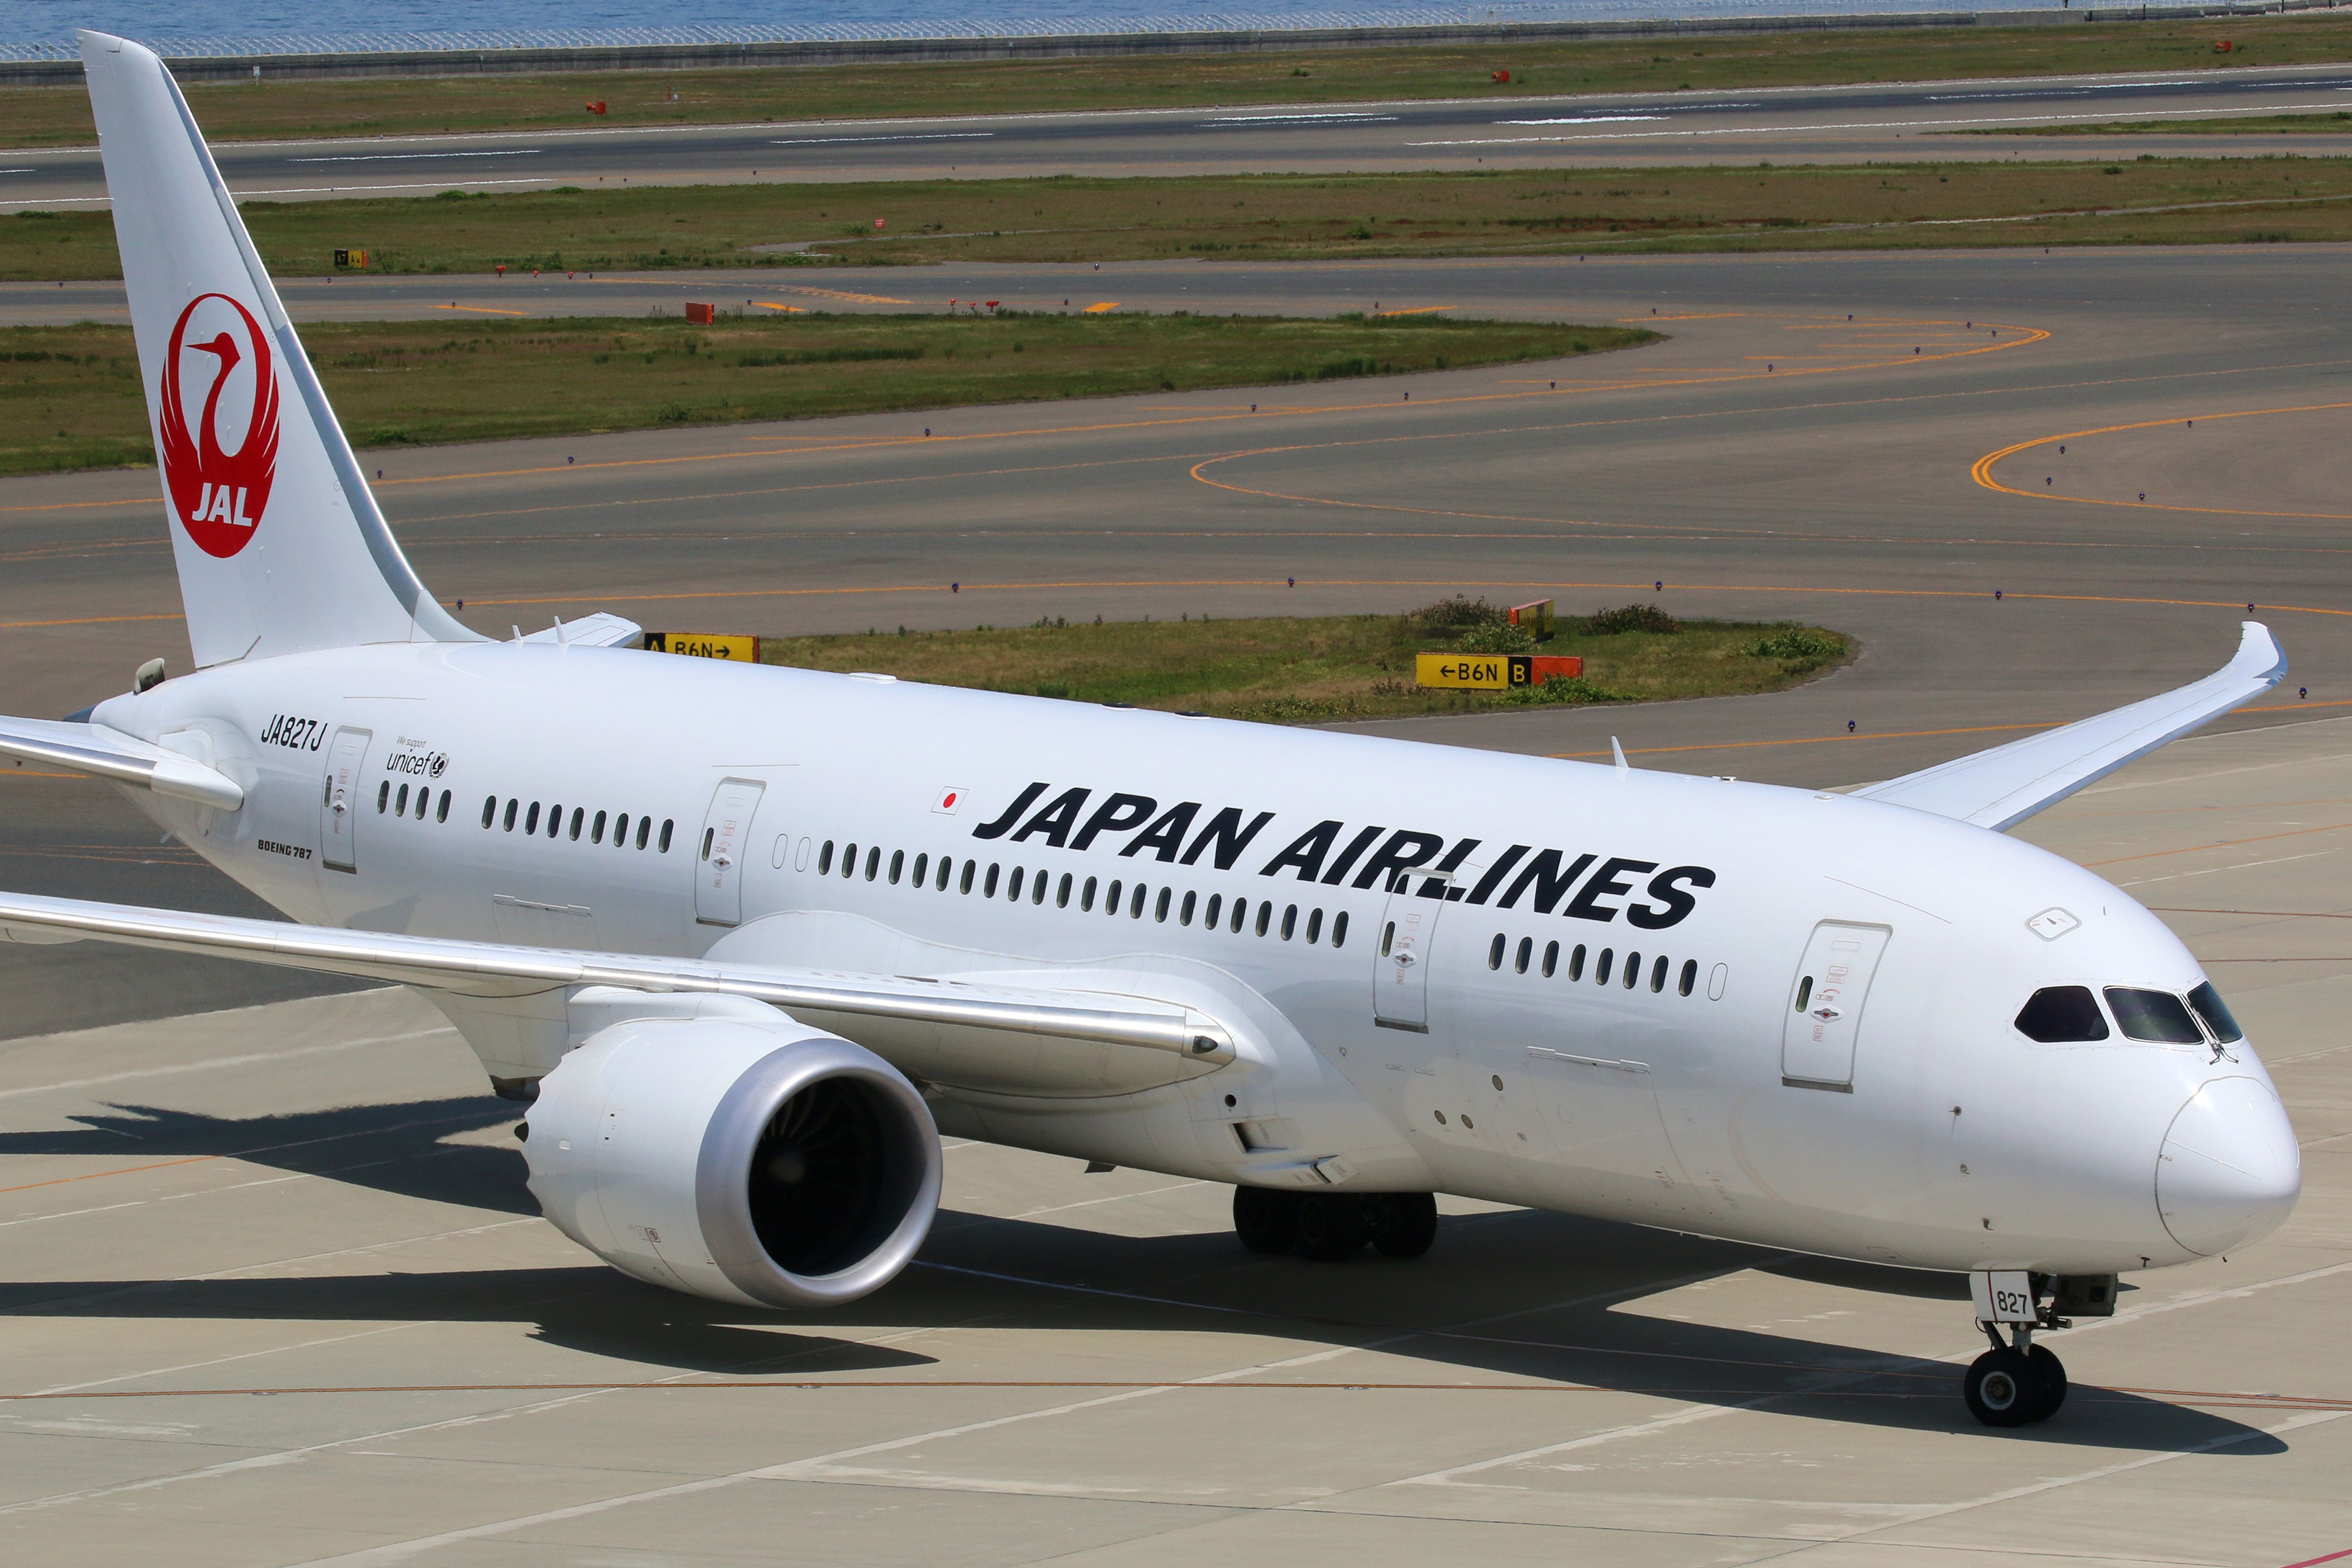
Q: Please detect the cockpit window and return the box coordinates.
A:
[2015,986,2109,1042]
[2103,987,2204,1044]
[2186,981,2244,1044]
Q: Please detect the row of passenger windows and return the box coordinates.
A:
[1485,930,1706,999]
[479,794,675,854]
[375,782,453,823]
[810,838,1349,948]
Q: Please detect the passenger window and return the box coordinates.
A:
[637,818,652,851]
[1381,920,1395,957]
[1305,908,1323,944]
[701,827,715,861]
[1058,873,1073,909]
[1516,937,1532,975]
[1623,951,1641,989]
[526,802,542,835]
[818,840,834,875]
[377,781,391,814]
[1131,883,1147,919]
[1596,948,1614,986]
[504,799,518,832]
[613,812,628,847]
[1678,959,1697,997]
[1255,902,1271,937]
[1231,897,1247,934]
[436,790,450,824]
[395,784,409,816]
[1033,872,1048,906]
[984,864,1001,897]
[1157,888,1173,922]
[864,846,880,882]
[1106,878,1122,913]
[1180,890,1195,925]
[2015,986,2110,1043]
[1331,910,1348,948]
[2103,987,2202,1044]
[1794,974,1813,1012]
[1082,876,1098,912]
[1488,934,1505,971]
[961,860,975,894]
[890,850,904,885]
[575,808,589,842]
[2187,981,2243,1044]
[1568,943,1585,981]
[1281,905,1296,940]
[1543,940,1559,979]
[546,805,560,839]
[935,856,950,891]
[1009,867,1025,901]
[481,795,496,828]
[659,819,674,852]
[1650,955,1668,993]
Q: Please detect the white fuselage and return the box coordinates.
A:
[94,640,2290,1278]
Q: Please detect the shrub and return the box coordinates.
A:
[1498,675,1625,706]
[1456,621,1535,655]
[1584,602,1680,635]
[1745,625,1844,668]
[1407,595,1502,632]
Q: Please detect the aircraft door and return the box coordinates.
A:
[1781,922,1890,1091]
[1374,887,1439,1032]
[318,726,372,873]
[694,777,766,927]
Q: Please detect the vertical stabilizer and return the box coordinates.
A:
[80,31,478,667]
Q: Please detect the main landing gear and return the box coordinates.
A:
[1234,1188,1437,1262]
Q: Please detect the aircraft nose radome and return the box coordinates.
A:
[2156,1077,2301,1257]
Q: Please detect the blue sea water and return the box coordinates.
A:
[5,0,2061,61]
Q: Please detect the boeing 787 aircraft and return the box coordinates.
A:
[0,31,2303,1428]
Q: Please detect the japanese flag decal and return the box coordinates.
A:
[158,292,279,559]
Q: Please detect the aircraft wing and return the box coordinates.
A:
[0,714,244,811]
[0,889,1233,1064]
[517,613,644,649]
[1852,620,2285,831]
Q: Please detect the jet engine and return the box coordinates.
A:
[523,1008,941,1308]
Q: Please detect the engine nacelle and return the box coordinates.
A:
[524,1008,941,1309]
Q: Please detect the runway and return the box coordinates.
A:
[1,243,2348,1560]
[7,63,2352,210]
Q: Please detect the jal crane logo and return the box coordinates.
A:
[158,293,280,559]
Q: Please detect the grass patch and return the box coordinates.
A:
[0,311,1651,477]
[756,603,1853,724]
[1963,111,2352,136]
[6,16,2352,149]
[12,157,2352,282]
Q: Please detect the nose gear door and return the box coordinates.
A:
[318,726,371,874]
[694,777,765,927]
[1781,922,1890,1091]
[1374,886,1439,1032]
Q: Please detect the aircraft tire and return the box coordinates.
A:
[1372,1193,1439,1259]
[1963,1346,2045,1428]
[1294,1192,1370,1261]
[2027,1344,2068,1421]
[1233,1186,1299,1254]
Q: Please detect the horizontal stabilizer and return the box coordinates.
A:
[1853,621,2285,831]
[0,715,243,810]
[0,889,1233,1065]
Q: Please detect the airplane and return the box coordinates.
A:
[0,31,2301,1430]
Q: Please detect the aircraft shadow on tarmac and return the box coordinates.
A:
[0,1094,2282,1452]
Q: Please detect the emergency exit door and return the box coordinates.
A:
[1781,922,1890,1091]
[1374,887,1439,1032]
[694,777,765,926]
[318,726,371,873]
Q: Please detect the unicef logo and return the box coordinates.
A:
[429,754,448,779]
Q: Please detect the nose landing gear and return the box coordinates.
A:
[1964,1270,2093,1427]
[1964,1326,2069,1427]
[1232,1188,1438,1261]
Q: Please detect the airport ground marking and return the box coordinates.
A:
[1974,400,2352,521]
[428,303,530,317]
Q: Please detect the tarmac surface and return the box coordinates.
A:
[2,243,2349,1561]
[7,64,2352,210]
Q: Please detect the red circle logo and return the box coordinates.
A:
[158,294,280,560]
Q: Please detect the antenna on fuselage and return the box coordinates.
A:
[1611,736,1630,778]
